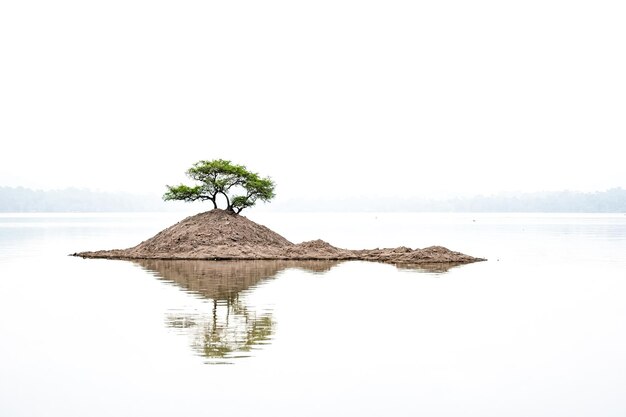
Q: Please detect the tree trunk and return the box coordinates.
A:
[220,192,237,214]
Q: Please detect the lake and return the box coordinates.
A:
[1,212,625,416]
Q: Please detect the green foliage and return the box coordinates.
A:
[163,159,276,214]
[163,185,204,202]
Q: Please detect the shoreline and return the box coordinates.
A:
[73,209,486,267]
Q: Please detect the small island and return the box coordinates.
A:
[73,160,485,268]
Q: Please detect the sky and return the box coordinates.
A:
[1,1,624,202]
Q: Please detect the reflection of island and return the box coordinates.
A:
[133,260,339,363]
[133,259,339,300]
[394,262,469,273]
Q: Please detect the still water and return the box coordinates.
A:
[1,212,625,416]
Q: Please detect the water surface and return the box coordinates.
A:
[1,212,625,416]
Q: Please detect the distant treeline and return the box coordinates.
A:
[273,188,626,213]
[0,187,183,212]
[419,188,626,212]
[1,186,626,213]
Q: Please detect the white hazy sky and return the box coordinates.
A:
[1,1,624,201]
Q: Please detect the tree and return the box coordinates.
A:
[163,159,275,214]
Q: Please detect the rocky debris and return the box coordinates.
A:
[74,209,486,266]
[354,245,481,264]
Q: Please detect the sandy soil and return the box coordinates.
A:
[74,209,485,266]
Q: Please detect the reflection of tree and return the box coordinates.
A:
[133,259,338,363]
[167,297,274,361]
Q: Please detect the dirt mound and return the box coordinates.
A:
[117,209,293,259]
[295,239,338,250]
[75,209,486,266]
[356,245,481,264]
[286,239,355,260]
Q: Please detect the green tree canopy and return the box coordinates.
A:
[163,159,275,214]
